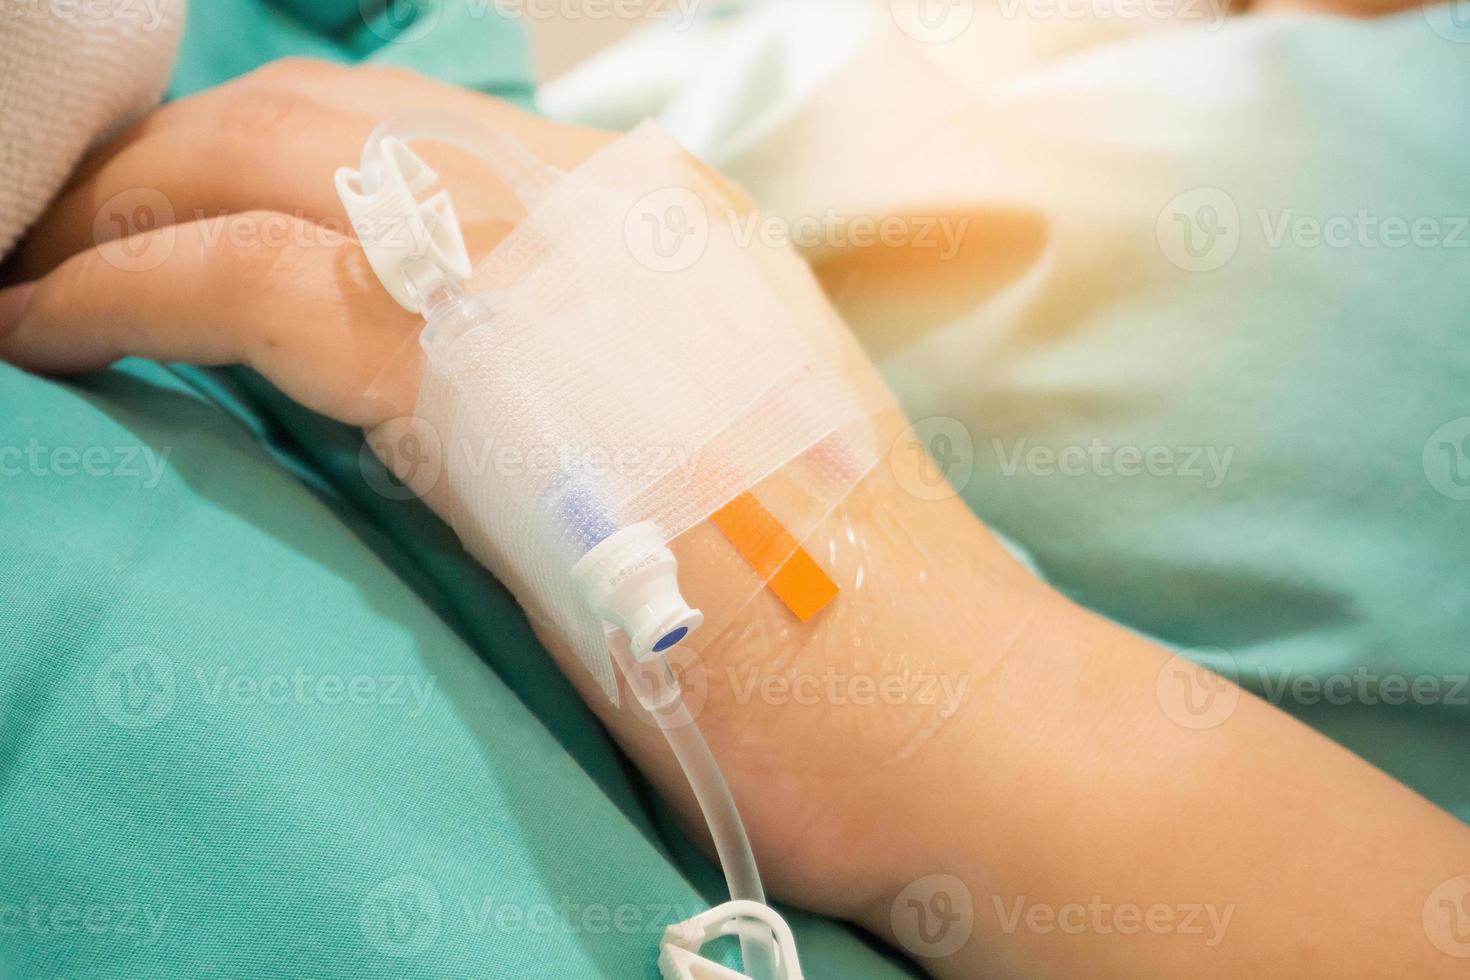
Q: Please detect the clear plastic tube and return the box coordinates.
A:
[610,636,777,980]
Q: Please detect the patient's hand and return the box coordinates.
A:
[0,54,1024,921]
[0,59,611,425]
[5,59,1469,980]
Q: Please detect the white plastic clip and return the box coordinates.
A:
[661,945,757,980]
[659,901,804,980]
[334,137,472,314]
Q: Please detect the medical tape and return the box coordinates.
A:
[710,492,838,622]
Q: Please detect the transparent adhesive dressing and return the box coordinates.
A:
[338,111,881,979]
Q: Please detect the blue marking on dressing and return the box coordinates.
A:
[558,481,619,552]
[652,627,689,653]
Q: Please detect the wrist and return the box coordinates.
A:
[671,423,1069,918]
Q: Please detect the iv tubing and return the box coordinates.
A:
[361,113,780,979]
[611,636,778,980]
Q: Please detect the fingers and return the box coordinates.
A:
[17,69,378,279]
[0,211,420,427]
[253,58,610,168]
[17,59,611,281]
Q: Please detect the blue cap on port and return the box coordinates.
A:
[652,627,689,653]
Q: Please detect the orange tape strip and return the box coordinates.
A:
[710,492,838,622]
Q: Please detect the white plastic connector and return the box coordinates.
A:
[659,901,804,980]
[334,137,472,314]
[571,522,704,659]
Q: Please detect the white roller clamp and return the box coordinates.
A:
[335,137,472,314]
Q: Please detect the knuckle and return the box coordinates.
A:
[47,249,105,306]
[245,56,344,88]
[216,86,314,143]
[353,63,428,87]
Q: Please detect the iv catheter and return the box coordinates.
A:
[335,112,802,980]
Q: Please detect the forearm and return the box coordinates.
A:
[571,400,1469,976]
[845,556,1470,978]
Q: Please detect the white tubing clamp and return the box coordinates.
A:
[335,137,472,313]
[659,901,804,980]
